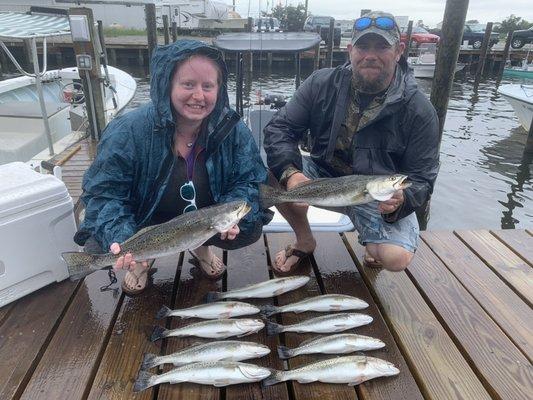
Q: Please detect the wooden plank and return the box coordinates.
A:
[423,231,533,360]
[0,303,13,326]
[19,270,123,400]
[412,233,533,399]
[266,233,357,400]
[86,256,179,399]
[455,230,533,307]
[225,237,290,400]
[0,280,79,400]
[312,232,423,400]
[344,232,492,400]
[490,230,533,266]
[156,250,222,400]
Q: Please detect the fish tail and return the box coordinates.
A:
[141,353,159,369]
[260,304,279,317]
[266,321,284,336]
[262,369,285,387]
[277,345,293,359]
[133,369,157,392]
[205,291,221,303]
[61,251,101,281]
[150,325,169,342]
[156,305,172,319]
[259,183,281,209]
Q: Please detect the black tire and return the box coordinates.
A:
[472,40,482,49]
[511,38,524,49]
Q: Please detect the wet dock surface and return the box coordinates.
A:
[0,229,531,398]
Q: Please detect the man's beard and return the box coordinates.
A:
[352,66,390,94]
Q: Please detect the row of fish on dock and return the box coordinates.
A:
[134,276,400,391]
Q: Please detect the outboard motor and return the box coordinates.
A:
[263,93,287,109]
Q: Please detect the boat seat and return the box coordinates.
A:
[248,108,354,233]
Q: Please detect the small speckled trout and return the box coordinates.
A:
[261,294,368,316]
[62,201,250,280]
[260,174,410,208]
[262,356,399,386]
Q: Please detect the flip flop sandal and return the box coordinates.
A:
[121,264,154,296]
[273,244,312,276]
[188,250,226,281]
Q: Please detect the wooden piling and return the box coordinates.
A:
[526,116,533,153]
[267,52,273,68]
[144,3,157,69]
[403,20,413,58]
[162,15,170,45]
[327,18,334,67]
[474,22,493,81]
[245,17,253,73]
[108,48,117,65]
[430,0,469,139]
[314,25,321,70]
[171,21,177,42]
[497,30,513,79]
[295,52,301,88]
[68,7,106,141]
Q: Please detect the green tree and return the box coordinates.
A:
[266,3,307,31]
[499,15,532,35]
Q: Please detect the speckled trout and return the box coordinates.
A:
[262,356,399,386]
[62,201,250,280]
[141,341,271,369]
[205,275,310,302]
[261,294,368,317]
[134,361,272,391]
[277,333,385,359]
[266,313,373,335]
[260,174,410,208]
[156,301,260,320]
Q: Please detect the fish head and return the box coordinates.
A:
[361,337,386,350]
[235,318,265,333]
[350,313,373,325]
[237,364,272,380]
[366,175,410,202]
[367,357,400,377]
[212,201,251,232]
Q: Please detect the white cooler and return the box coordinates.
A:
[0,162,78,308]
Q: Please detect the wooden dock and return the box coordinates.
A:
[1,138,531,399]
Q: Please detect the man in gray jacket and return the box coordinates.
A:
[263,11,440,274]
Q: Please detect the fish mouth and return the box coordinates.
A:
[393,175,411,190]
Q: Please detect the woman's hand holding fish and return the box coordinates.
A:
[220,224,239,240]
[110,242,150,271]
[378,190,404,214]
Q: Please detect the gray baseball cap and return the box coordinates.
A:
[351,11,400,46]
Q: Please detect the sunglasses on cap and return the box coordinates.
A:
[180,180,197,213]
[353,16,397,32]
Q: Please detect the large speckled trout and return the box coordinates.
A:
[62,201,250,280]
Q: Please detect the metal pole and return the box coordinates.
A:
[30,37,54,156]
[430,0,470,140]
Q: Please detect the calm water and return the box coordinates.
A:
[87,63,533,230]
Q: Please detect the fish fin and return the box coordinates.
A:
[150,325,169,342]
[205,291,221,303]
[213,379,232,387]
[262,369,283,387]
[277,345,293,359]
[259,183,281,209]
[61,251,102,280]
[260,304,279,317]
[155,305,172,319]
[140,353,159,370]
[348,376,367,386]
[266,321,284,336]
[296,378,315,384]
[133,370,157,392]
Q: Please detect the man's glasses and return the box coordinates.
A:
[180,180,197,213]
[354,16,397,32]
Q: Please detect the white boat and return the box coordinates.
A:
[0,11,136,167]
[408,52,465,79]
[498,84,533,131]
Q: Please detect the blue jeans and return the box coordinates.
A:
[302,156,419,252]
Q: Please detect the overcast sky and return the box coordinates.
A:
[225,0,533,28]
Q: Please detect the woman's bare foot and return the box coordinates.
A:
[191,245,226,279]
[122,262,150,294]
[274,238,316,274]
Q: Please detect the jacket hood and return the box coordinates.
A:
[149,39,230,128]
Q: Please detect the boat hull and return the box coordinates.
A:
[498,84,533,131]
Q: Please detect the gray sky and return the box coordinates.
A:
[226,0,533,28]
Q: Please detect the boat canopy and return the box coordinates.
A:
[0,12,70,40]
[213,32,321,52]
